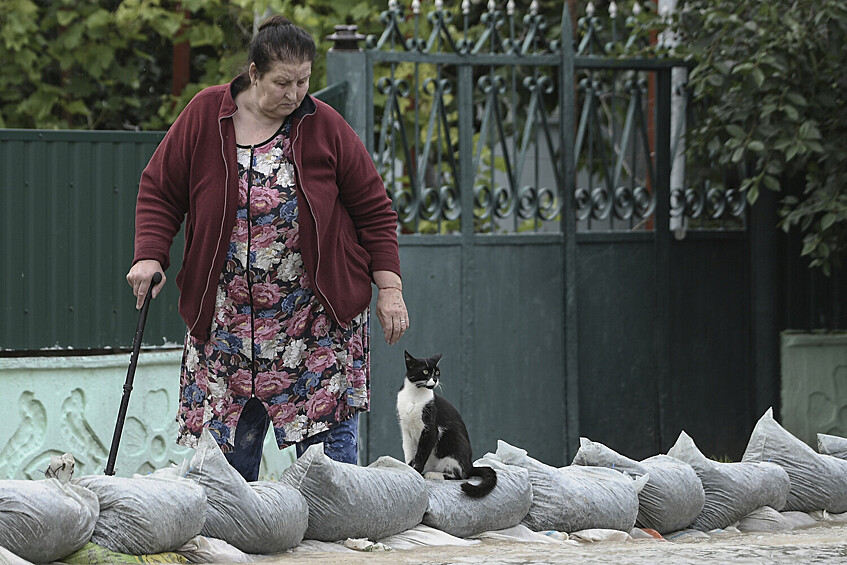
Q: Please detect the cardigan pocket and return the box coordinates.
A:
[331,229,373,322]
[341,229,371,277]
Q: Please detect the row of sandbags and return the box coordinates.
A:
[122,406,847,545]
[0,434,638,563]
[571,407,847,535]
[1,429,636,561]
[0,429,308,563]
[5,408,847,563]
[0,429,526,563]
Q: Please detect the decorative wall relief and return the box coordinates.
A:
[781,332,847,448]
[121,388,192,475]
[0,351,294,479]
[60,388,109,476]
[806,364,847,438]
[0,351,193,479]
[0,392,47,479]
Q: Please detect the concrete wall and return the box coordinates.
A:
[781,332,847,448]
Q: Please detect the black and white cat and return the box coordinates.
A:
[396,350,497,498]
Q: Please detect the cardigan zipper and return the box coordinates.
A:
[189,112,236,337]
[246,146,257,397]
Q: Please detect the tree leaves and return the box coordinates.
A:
[639,0,847,274]
[0,0,390,129]
[726,124,747,139]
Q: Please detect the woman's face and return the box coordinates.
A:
[249,59,312,121]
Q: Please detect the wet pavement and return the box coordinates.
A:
[263,522,847,564]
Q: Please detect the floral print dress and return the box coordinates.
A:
[177,120,370,453]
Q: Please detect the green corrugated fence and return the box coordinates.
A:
[0,129,186,351]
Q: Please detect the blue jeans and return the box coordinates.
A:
[224,398,359,481]
[295,413,359,464]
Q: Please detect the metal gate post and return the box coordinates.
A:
[325,25,371,463]
[749,183,780,418]
[654,67,673,451]
[325,26,368,145]
[560,4,580,462]
[458,63,476,413]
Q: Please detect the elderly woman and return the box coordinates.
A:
[126,15,408,481]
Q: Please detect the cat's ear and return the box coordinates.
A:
[404,350,415,367]
[432,353,442,365]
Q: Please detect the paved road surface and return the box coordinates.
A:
[263,523,847,564]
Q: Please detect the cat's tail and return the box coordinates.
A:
[461,465,497,498]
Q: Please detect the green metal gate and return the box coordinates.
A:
[327,1,760,465]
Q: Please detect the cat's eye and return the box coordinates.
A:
[423,369,429,375]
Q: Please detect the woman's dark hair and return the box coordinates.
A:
[249,15,317,75]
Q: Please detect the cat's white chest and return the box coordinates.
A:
[396,382,432,463]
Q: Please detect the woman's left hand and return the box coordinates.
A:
[376,287,409,345]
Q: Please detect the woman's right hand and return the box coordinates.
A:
[126,260,166,309]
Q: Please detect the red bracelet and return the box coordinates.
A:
[378,286,403,292]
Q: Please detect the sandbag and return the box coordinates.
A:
[377,524,480,550]
[0,479,98,563]
[281,443,427,541]
[471,524,568,544]
[481,440,641,533]
[181,430,308,554]
[743,408,847,513]
[175,536,254,563]
[667,430,790,531]
[781,511,818,529]
[421,460,532,538]
[817,433,847,459]
[569,529,631,543]
[629,527,663,540]
[74,474,206,555]
[0,545,31,565]
[811,509,847,523]
[736,506,791,533]
[664,528,710,541]
[736,506,819,533]
[572,437,705,534]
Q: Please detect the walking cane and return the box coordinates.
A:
[104,271,162,476]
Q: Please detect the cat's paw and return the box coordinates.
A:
[424,471,446,480]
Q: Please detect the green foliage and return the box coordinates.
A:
[0,0,385,130]
[633,0,847,274]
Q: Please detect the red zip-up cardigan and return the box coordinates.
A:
[133,76,400,339]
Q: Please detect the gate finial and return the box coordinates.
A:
[326,25,365,52]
